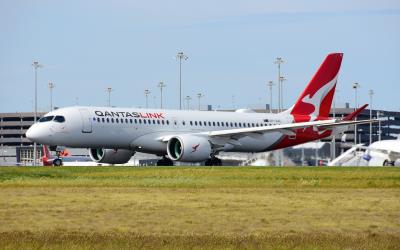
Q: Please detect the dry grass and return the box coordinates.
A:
[0,166,399,249]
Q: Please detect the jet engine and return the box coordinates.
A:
[89,148,134,164]
[167,135,212,162]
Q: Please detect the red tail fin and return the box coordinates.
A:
[290,53,343,122]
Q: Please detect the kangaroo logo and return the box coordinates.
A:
[300,74,338,122]
[191,144,200,153]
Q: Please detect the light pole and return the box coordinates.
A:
[377,111,382,141]
[176,52,188,110]
[331,90,337,160]
[267,81,274,113]
[185,95,191,110]
[274,57,284,112]
[107,87,112,107]
[352,82,360,145]
[279,76,286,110]
[368,89,374,145]
[48,82,54,111]
[157,81,166,109]
[144,89,151,108]
[197,93,204,110]
[32,61,43,166]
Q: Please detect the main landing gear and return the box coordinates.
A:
[205,157,223,166]
[156,156,174,166]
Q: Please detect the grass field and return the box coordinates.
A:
[0,166,399,249]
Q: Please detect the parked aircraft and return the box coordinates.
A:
[26,53,376,166]
[363,140,400,166]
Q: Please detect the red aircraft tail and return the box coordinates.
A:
[290,53,343,122]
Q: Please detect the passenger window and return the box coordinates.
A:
[217,122,220,126]
[182,121,186,125]
[102,118,105,123]
[230,122,233,127]
[130,119,132,123]
[195,121,198,126]
[213,122,216,126]
[139,119,142,124]
[157,120,160,124]
[111,118,114,123]
[143,119,146,124]
[153,120,156,124]
[166,120,170,125]
[208,121,211,126]
[97,118,100,122]
[116,119,119,123]
[190,121,193,126]
[243,123,246,128]
[162,120,165,125]
[234,122,237,127]
[54,116,65,123]
[199,121,202,126]
[106,118,109,123]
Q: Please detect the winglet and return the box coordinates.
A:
[343,104,368,121]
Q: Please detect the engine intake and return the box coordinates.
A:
[89,148,134,164]
[167,135,211,162]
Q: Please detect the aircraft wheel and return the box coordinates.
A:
[53,158,63,166]
[205,157,222,166]
[157,157,174,166]
[383,160,394,166]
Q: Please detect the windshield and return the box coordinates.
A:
[39,116,54,122]
[54,116,65,123]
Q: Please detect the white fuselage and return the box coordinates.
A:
[26,106,322,155]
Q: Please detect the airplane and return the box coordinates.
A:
[363,139,400,166]
[26,53,376,166]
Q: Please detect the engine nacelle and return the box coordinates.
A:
[89,148,134,164]
[167,135,212,162]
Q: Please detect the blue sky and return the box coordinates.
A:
[1,0,399,112]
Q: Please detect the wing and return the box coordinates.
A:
[201,119,378,139]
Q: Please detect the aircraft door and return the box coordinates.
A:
[79,108,92,133]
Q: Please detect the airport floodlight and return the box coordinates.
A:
[157,81,166,109]
[369,89,374,145]
[352,82,361,145]
[185,95,192,110]
[107,87,113,107]
[279,76,287,110]
[197,93,204,110]
[274,57,284,113]
[176,51,188,110]
[31,60,43,166]
[144,89,151,108]
[48,82,55,111]
[267,81,274,113]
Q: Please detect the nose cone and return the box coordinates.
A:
[26,124,51,143]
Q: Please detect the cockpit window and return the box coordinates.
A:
[39,116,54,122]
[54,116,65,123]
